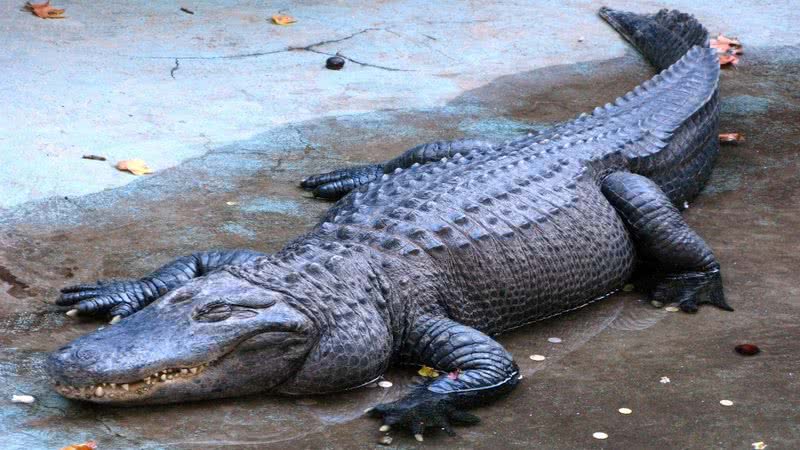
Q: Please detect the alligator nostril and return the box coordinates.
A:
[75,348,98,361]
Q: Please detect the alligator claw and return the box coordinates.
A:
[650,269,732,313]
[300,164,383,200]
[57,279,156,319]
[367,388,479,439]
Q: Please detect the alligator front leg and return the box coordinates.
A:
[601,172,733,312]
[301,139,496,200]
[57,249,265,322]
[368,315,519,441]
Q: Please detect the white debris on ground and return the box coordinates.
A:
[377,380,393,388]
[547,337,562,343]
[618,407,632,415]
[529,354,546,361]
[660,376,671,384]
[720,399,734,406]
[592,432,608,440]
[11,394,35,404]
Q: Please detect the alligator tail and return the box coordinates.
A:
[599,7,710,72]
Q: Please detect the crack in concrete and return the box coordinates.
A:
[170,58,180,79]
[135,28,414,73]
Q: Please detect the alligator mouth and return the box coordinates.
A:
[53,361,213,402]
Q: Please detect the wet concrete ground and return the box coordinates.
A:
[2,3,800,450]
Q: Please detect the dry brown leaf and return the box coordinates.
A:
[25,1,66,19]
[116,159,154,175]
[711,34,742,66]
[271,14,296,25]
[60,441,97,450]
[719,133,745,144]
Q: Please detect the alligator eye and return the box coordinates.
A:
[193,302,258,322]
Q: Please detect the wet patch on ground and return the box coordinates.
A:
[1,46,799,448]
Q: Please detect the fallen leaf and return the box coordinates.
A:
[25,1,65,19]
[417,366,439,378]
[271,14,296,25]
[718,53,740,66]
[116,159,154,175]
[719,133,745,144]
[60,441,97,450]
[711,34,742,66]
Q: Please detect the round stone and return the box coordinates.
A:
[530,354,546,361]
[377,380,393,388]
[326,56,345,70]
[592,432,608,440]
[720,399,734,406]
[735,343,760,356]
[618,407,632,415]
[665,306,680,312]
[547,337,562,343]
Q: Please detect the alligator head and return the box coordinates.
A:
[46,271,319,404]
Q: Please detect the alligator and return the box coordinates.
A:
[47,7,732,441]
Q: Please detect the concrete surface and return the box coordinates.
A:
[1,1,798,449]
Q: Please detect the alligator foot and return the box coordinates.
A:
[367,387,479,440]
[651,269,732,313]
[300,164,383,200]
[57,279,159,321]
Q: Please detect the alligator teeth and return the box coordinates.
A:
[190,368,198,374]
[180,368,188,374]
[121,384,129,391]
[94,386,104,397]
[160,374,167,381]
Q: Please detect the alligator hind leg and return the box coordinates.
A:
[601,172,732,313]
[301,139,495,200]
[57,249,265,321]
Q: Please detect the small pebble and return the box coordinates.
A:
[326,56,345,70]
[592,432,608,440]
[377,380,393,388]
[11,395,35,404]
[547,337,562,343]
[735,343,760,356]
[751,442,767,449]
[622,283,635,292]
[618,407,632,415]
[530,354,546,361]
[578,36,585,42]
[720,399,734,406]
[225,201,239,206]
[650,300,664,308]
[665,306,680,312]
[660,376,671,384]
[379,435,393,445]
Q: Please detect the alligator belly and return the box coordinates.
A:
[439,182,636,334]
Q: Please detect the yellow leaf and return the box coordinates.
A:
[271,14,296,25]
[116,159,154,176]
[417,366,439,378]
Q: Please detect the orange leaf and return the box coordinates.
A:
[718,54,740,66]
[719,133,745,143]
[60,441,97,450]
[271,14,296,25]
[25,1,66,19]
[116,159,154,175]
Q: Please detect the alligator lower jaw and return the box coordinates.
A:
[53,362,211,402]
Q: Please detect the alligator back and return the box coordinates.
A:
[292,9,721,334]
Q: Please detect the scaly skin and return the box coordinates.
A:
[47,8,732,441]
